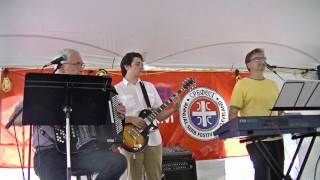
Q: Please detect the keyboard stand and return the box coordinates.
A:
[240,132,320,180]
[288,132,320,180]
[241,137,287,180]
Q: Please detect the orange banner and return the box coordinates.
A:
[0,69,248,167]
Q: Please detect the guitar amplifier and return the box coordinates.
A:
[162,151,197,180]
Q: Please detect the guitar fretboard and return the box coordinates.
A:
[145,88,184,123]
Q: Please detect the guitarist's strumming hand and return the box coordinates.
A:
[116,103,126,120]
[125,116,147,129]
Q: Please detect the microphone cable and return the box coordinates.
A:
[264,61,285,81]
[12,125,26,180]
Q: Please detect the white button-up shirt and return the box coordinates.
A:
[115,78,163,146]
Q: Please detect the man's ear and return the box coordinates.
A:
[124,64,131,71]
[246,63,251,72]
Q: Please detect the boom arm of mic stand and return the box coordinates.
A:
[268,65,317,72]
[266,66,285,81]
[53,63,63,74]
[266,65,318,81]
[5,105,23,129]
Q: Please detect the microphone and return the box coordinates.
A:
[262,60,277,69]
[43,55,67,68]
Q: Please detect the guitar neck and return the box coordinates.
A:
[145,88,184,123]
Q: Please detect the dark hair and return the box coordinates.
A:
[120,52,143,77]
[245,48,264,71]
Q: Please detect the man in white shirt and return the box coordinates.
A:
[115,52,179,180]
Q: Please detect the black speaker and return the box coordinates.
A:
[162,151,197,180]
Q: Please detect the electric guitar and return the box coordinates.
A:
[122,78,195,152]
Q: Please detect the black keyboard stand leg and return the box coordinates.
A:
[285,136,304,179]
[296,135,316,180]
[253,140,286,180]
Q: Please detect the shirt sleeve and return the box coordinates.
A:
[230,80,244,109]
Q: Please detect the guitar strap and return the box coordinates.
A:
[139,81,151,108]
[139,81,158,130]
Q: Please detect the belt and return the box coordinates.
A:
[35,144,56,152]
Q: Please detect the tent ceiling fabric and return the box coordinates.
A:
[0,0,320,69]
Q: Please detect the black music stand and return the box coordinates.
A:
[22,73,113,180]
[272,79,320,111]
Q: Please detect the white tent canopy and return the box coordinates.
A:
[1,0,320,70]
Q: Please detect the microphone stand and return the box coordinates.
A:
[42,60,64,74]
[5,104,23,129]
[264,63,318,82]
[268,66,316,72]
[53,63,62,74]
[265,64,285,81]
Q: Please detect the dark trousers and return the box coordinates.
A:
[34,147,127,180]
[246,139,284,180]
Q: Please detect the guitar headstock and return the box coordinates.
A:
[182,78,196,90]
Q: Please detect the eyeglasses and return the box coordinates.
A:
[250,57,267,63]
[62,62,85,69]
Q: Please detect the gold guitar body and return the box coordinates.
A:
[122,124,149,152]
[122,109,151,152]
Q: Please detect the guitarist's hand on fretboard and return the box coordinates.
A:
[125,116,147,129]
[156,96,181,121]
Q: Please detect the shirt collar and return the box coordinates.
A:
[122,78,141,87]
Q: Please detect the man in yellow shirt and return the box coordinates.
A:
[229,48,284,180]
